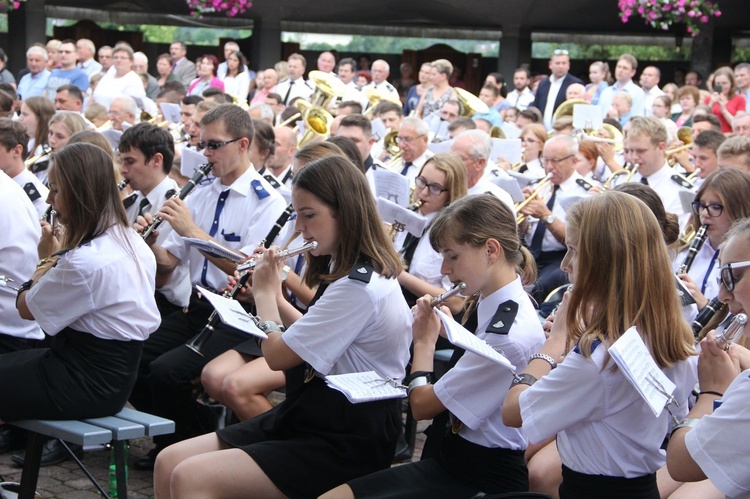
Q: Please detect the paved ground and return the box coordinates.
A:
[0,414,428,498]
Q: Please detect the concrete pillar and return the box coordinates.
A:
[250,18,282,71]
[7,0,46,75]
[498,26,531,79]
[690,20,714,80]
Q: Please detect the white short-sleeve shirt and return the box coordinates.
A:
[520,338,696,477]
[282,268,412,380]
[434,277,545,449]
[634,163,694,228]
[12,168,49,219]
[685,370,750,498]
[26,225,160,341]
[0,172,43,340]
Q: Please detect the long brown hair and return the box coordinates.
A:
[413,152,468,206]
[564,192,694,368]
[293,156,403,286]
[686,168,750,240]
[24,96,55,152]
[49,143,129,250]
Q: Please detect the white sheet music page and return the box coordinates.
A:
[183,238,246,262]
[435,309,516,370]
[373,169,411,207]
[325,371,407,404]
[196,286,268,339]
[376,197,428,237]
[608,327,676,417]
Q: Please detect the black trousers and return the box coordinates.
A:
[531,250,569,305]
[0,333,40,355]
[129,291,252,448]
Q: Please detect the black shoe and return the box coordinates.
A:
[392,442,413,463]
[133,448,159,471]
[0,426,27,454]
[11,439,83,467]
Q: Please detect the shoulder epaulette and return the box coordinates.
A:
[485,300,519,335]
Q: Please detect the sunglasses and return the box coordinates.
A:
[553,49,570,56]
[717,261,750,292]
[197,137,241,150]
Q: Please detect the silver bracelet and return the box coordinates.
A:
[669,417,700,439]
[529,353,557,370]
[407,375,430,396]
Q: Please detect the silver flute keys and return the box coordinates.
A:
[430,282,467,308]
[236,242,318,272]
[715,313,748,351]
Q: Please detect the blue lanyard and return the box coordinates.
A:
[701,249,720,295]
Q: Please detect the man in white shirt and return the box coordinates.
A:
[273,53,314,106]
[0,119,48,217]
[316,51,336,73]
[531,50,584,129]
[338,57,368,109]
[451,130,514,210]
[734,63,750,103]
[109,95,138,131]
[640,65,664,117]
[598,54,647,122]
[506,68,535,110]
[267,126,297,189]
[337,114,381,196]
[395,117,433,183]
[364,59,398,95]
[97,45,113,75]
[76,38,102,77]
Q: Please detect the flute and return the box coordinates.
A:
[430,282,467,307]
[237,241,318,272]
[185,241,317,356]
[140,162,213,240]
[715,313,748,351]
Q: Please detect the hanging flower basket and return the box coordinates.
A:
[186,0,252,17]
[0,0,25,10]
[618,0,721,36]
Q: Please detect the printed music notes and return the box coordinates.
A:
[325,371,407,403]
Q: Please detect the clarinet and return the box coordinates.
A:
[692,297,724,339]
[118,178,130,191]
[677,225,708,275]
[185,205,298,356]
[140,162,213,240]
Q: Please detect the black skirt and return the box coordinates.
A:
[217,364,401,498]
[559,465,659,499]
[0,327,143,421]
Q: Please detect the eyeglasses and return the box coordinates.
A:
[414,176,448,196]
[717,261,750,291]
[197,137,242,150]
[691,201,724,218]
[553,49,570,56]
[540,155,573,166]
[396,135,424,143]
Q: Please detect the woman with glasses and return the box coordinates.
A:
[666,217,750,499]
[503,192,696,499]
[396,152,468,312]
[518,124,547,178]
[675,168,750,317]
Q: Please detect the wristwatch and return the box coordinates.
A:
[544,214,556,225]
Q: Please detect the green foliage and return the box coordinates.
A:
[734,47,750,63]
[532,42,690,61]
[288,34,500,56]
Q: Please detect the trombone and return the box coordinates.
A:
[515,173,553,224]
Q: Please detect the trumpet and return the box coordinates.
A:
[603,162,640,190]
[363,87,402,117]
[430,282,467,308]
[96,120,114,132]
[571,125,624,153]
[676,225,708,275]
[666,127,693,166]
[715,313,748,351]
[515,173,553,224]
[186,241,317,356]
[686,168,701,182]
[140,162,213,240]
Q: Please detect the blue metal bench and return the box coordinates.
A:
[10,409,174,499]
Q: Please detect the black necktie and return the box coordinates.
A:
[640,176,649,186]
[137,197,150,221]
[529,185,559,258]
[283,79,294,105]
[400,161,413,176]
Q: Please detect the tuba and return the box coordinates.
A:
[454,87,489,116]
[297,107,334,147]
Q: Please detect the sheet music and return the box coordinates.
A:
[325,371,406,404]
[196,286,268,338]
[435,309,516,370]
[573,104,603,130]
[608,327,676,417]
[501,122,522,139]
[374,169,411,207]
[159,103,182,124]
[491,138,522,164]
[427,140,453,154]
[376,197,428,236]
[183,238,246,262]
[180,147,209,178]
[490,176,524,203]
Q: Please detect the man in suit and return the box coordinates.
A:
[170,41,196,87]
[531,50,583,129]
